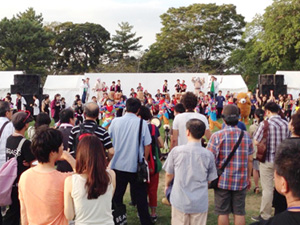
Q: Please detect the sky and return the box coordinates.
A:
[0,0,274,51]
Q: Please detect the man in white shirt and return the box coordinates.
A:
[171,92,211,149]
[31,95,40,119]
[0,101,14,224]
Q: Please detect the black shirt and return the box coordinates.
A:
[6,136,35,184]
[251,211,300,225]
[57,125,73,172]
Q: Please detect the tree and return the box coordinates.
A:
[0,8,53,75]
[111,22,142,58]
[52,22,110,74]
[140,3,245,73]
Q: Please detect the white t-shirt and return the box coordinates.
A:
[0,117,14,167]
[33,99,40,116]
[173,112,209,146]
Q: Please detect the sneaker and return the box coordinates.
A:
[251,215,265,222]
[151,215,158,223]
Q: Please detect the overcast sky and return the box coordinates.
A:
[1,0,273,51]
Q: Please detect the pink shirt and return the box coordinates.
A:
[19,168,71,225]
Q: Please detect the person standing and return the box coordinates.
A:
[163,119,217,225]
[171,92,211,149]
[252,102,289,222]
[41,95,50,115]
[3,111,36,225]
[16,92,27,111]
[180,80,187,93]
[30,95,40,120]
[207,104,253,225]
[51,94,61,123]
[216,90,225,119]
[0,101,14,225]
[108,98,153,225]
[116,80,122,93]
[174,79,181,93]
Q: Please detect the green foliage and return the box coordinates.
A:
[0,8,53,75]
[111,22,142,57]
[141,3,245,73]
[52,22,110,74]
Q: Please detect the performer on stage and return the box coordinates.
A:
[191,77,205,97]
[137,83,144,92]
[208,76,222,99]
[110,81,116,92]
[162,80,169,93]
[116,80,122,93]
[85,77,90,103]
[102,82,108,93]
[157,94,170,125]
[100,99,125,129]
[175,79,181,93]
[155,89,161,101]
[81,79,89,104]
[93,78,105,101]
[180,80,187,93]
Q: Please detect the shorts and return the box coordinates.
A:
[253,159,259,171]
[214,188,246,215]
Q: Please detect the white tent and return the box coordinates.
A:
[43,75,84,107]
[0,71,23,99]
[84,73,209,97]
[210,75,248,94]
[276,71,300,99]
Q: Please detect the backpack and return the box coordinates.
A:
[73,123,98,152]
[0,138,26,206]
[148,125,162,175]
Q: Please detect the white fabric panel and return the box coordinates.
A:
[210,75,248,94]
[0,71,23,100]
[43,75,85,107]
[276,71,300,99]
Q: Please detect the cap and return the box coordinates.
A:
[12,111,33,128]
[222,105,239,121]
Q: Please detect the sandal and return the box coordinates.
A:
[254,187,260,194]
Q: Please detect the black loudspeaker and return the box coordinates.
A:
[10,85,24,94]
[274,85,287,96]
[260,75,274,85]
[14,75,40,87]
[259,84,274,96]
[274,75,284,86]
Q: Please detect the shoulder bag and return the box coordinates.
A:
[256,120,269,163]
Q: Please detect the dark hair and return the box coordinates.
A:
[33,94,38,98]
[264,102,280,113]
[16,92,21,96]
[60,108,75,124]
[84,102,99,118]
[291,113,300,136]
[44,95,49,100]
[76,136,110,199]
[31,126,63,163]
[174,103,185,114]
[0,101,10,117]
[126,98,141,113]
[181,92,197,111]
[254,109,265,123]
[35,113,51,129]
[6,93,11,96]
[186,119,205,139]
[75,94,80,100]
[5,96,12,102]
[138,106,152,121]
[275,139,300,198]
[53,93,61,101]
[224,118,239,126]
[61,97,65,101]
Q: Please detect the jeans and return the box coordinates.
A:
[113,170,152,225]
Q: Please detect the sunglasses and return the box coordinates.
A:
[23,110,31,123]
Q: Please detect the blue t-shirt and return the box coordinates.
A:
[216,96,226,108]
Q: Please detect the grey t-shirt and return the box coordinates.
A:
[163,142,217,213]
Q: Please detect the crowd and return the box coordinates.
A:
[0,76,300,225]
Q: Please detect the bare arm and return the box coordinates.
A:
[144,144,151,159]
[157,136,164,148]
[64,176,75,221]
[108,169,116,194]
[205,129,212,140]
[107,147,114,161]
[164,172,174,195]
[170,129,179,150]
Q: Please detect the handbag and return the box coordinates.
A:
[209,130,244,189]
[148,124,162,175]
[112,202,127,225]
[256,120,269,163]
[136,119,149,183]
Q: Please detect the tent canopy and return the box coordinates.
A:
[210,75,248,94]
[276,71,300,99]
[43,75,84,107]
[0,71,23,99]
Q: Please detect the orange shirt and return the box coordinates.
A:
[19,168,71,225]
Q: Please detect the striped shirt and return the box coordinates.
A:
[254,115,289,163]
[207,125,254,191]
[68,120,113,152]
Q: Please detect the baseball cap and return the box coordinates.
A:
[222,105,239,121]
[12,111,33,130]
